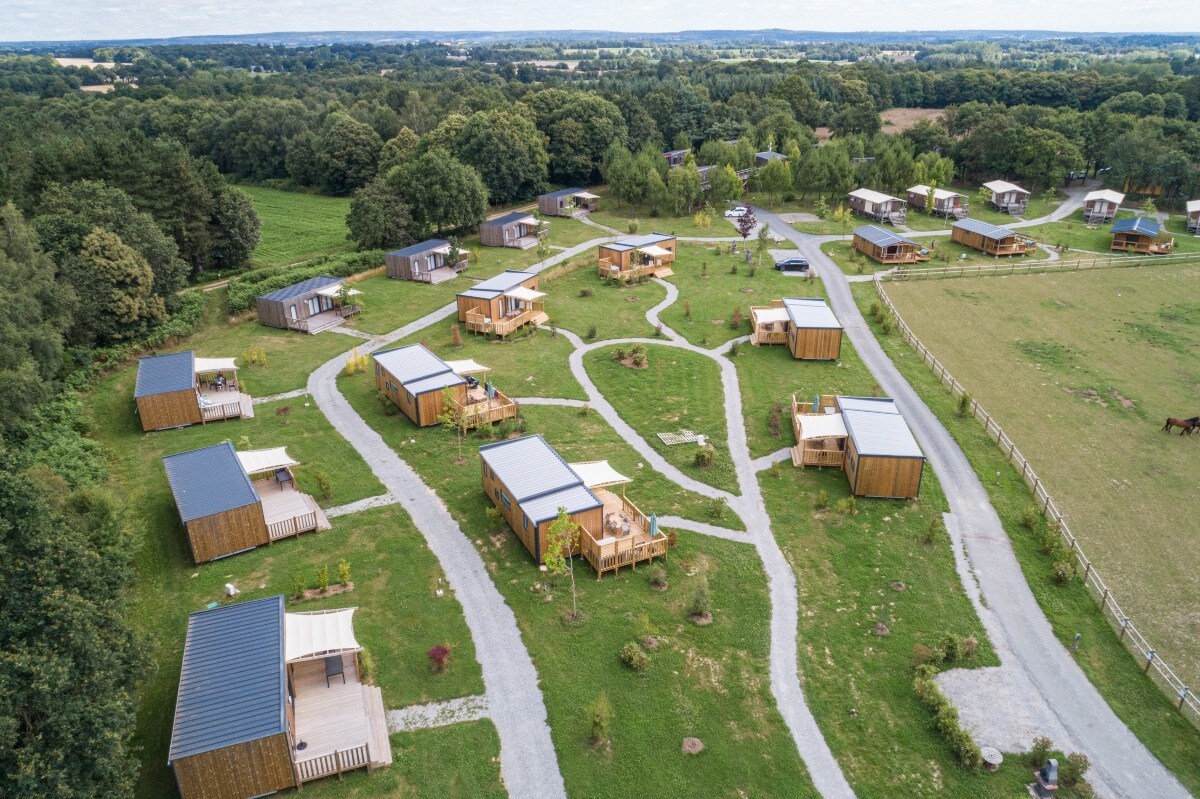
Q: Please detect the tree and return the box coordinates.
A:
[70,229,164,345]
[758,157,792,205]
[209,188,262,269]
[390,149,488,237]
[526,90,629,183]
[667,163,703,215]
[441,110,550,204]
[770,74,822,127]
[830,80,882,137]
[347,181,413,250]
[378,127,420,176]
[438,388,468,462]
[542,507,582,620]
[735,207,758,243]
[644,167,668,216]
[317,114,384,195]
[831,202,854,237]
[707,164,744,209]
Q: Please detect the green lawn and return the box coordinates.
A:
[588,204,742,238]
[1023,210,1200,255]
[239,185,355,266]
[969,194,1061,226]
[660,244,827,348]
[820,236,1050,275]
[851,282,1200,795]
[583,345,739,496]
[542,263,666,342]
[337,372,817,799]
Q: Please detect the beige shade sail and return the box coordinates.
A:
[637,244,672,257]
[285,608,361,663]
[505,286,547,302]
[316,283,363,298]
[445,358,491,376]
[1084,189,1125,204]
[193,357,239,374]
[574,191,600,199]
[236,447,301,476]
[795,413,848,440]
[568,460,632,489]
[752,307,790,325]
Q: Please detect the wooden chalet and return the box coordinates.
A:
[755,150,788,167]
[538,188,600,216]
[455,270,547,337]
[162,442,331,564]
[749,301,790,346]
[662,148,691,168]
[135,351,253,431]
[951,218,1037,256]
[790,396,925,499]
[168,596,391,799]
[1110,217,1174,254]
[906,185,969,219]
[852,225,929,264]
[697,164,751,192]
[848,188,907,225]
[384,239,470,284]
[479,211,546,249]
[982,180,1031,214]
[373,343,517,429]
[479,435,667,578]
[597,233,677,282]
[1186,199,1199,234]
[256,276,362,334]
[1083,189,1125,223]
[783,297,843,360]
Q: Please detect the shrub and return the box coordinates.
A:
[814,489,829,510]
[706,494,727,518]
[730,307,743,329]
[585,324,597,340]
[338,559,351,586]
[627,219,640,234]
[961,634,978,660]
[956,392,972,418]
[312,469,332,501]
[1020,506,1043,531]
[359,647,376,683]
[913,667,981,768]
[451,324,462,348]
[578,402,591,417]
[940,633,965,662]
[631,351,648,368]
[768,403,783,438]
[649,566,668,589]
[1039,525,1063,556]
[292,574,306,600]
[747,264,757,277]
[728,341,741,357]
[684,299,692,317]
[694,446,715,469]
[1060,752,1090,787]
[689,582,712,619]
[317,565,330,593]
[729,263,738,275]
[612,346,628,361]
[428,643,452,673]
[586,691,614,744]
[654,323,664,337]
[1053,559,1077,585]
[666,528,678,547]
[1026,736,1054,767]
[912,643,939,667]
[701,262,708,278]
[620,642,650,672]
[834,496,857,515]
[923,517,943,544]
[579,287,594,298]
[225,249,384,312]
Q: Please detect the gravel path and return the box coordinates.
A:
[756,204,1187,799]
[252,387,310,404]
[324,493,399,518]
[387,695,491,732]
[657,516,755,545]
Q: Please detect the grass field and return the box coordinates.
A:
[588,204,742,238]
[1023,210,1200,255]
[851,281,1200,795]
[821,236,1051,275]
[881,264,1200,694]
[239,185,354,266]
[543,262,667,342]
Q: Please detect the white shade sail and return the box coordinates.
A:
[236,447,301,476]
[574,191,600,199]
[752,307,790,325]
[795,413,848,440]
[316,283,363,298]
[285,608,361,663]
[569,460,632,489]
[445,358,491,376]
[505,286,547,302]
[637,244,673,257]
[193,357,239,374]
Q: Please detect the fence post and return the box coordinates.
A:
[1101,587,1109,609]
[1082,561,1092,584]
[1180,687,1190,712]
[1145,650,1156,674]
[1120,617,1130,642]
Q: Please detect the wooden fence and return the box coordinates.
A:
[872,271,1200,729]
[295,744,371,784]
[267,510,319,541]
[880,250,1200,282]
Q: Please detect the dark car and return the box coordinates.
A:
[774,257,810,272]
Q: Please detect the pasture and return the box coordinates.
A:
[883,264,1200,691]
[239,185,354,266]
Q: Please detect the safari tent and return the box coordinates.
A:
[848,188,907,225]
[1082,189,1124,223]
[906,185,969,219]
[982,180,1031,214]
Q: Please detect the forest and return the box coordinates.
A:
[0,35,1199,796]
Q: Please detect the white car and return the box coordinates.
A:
[724,206,748,218]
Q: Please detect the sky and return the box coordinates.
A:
[1,0,1195,42]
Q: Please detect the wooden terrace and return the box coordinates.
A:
[197,386,254,423]
[451,384,519,428]
[790,394,847,467]
[254,474,331,541]
[579,487,668,578]
[287,305,360,334]
[749,302,789,346]
[465,303,548,337]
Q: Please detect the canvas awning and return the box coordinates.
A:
[568,460,632,489]
[236,447,301,476]
[445,358,491,376]
[505,286,547,302]
[316,283,363,298]
[512,215,538,226]
[637,244,673,258]
[574,191,600,199]
[193,357,238,374]
[284,608,361,663]
[753,307,790,325]
[795,413,847,440]
[432,244,471,257]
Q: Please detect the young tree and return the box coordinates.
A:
[585,691,614,746]
[735,207,758,245]
[390,149,488,237]
[707,164,744,210]
[541,507,582,620]
[438,388,468,461]
[644,167,668,216]
[758,157,792,205]
[667,162,703,215]
[832,202,854,238]
[346,180,413,250]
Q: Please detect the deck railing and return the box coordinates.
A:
[452,392,519,428]
[751,327,788,345]
[295,744,371,784]
[200,401,243,422]
[267,511,319,541]
[793,445,845,467]
[580,525,668,578]
[465,304,543,337]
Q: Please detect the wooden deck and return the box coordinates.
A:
[255,479,331,541]
[197,388,254,423]
[465,306,548,338]
[579,488,668,578]
[292,654,392,786]
[287,306,360,334]
[454,386,519,428]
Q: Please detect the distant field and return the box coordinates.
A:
[884,264,1200,691]
[880,107,945,134]
[239,184,354,266]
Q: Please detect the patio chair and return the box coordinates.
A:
[324,655,345,687]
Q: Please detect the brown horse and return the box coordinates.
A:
[1163,417,1200,436]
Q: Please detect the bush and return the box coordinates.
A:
[1021,506,1043,531]
[940,633,966,662]
[578,402,591,417]
[620,641,650,672]
[729,263,738,275]
[814,489,829,510]
[706,495,727,519]
[689,582,712,618]
[684,299,692,317]
[338,559,351,586]
[1026,736,1054,767]
[768,403,783,438]
[730,307,743,329]
[649,566,668,589]
[586,324,597,340]
[579,287,594,298]
[923,517,943,544]
[292,574,306,600]
[1060,752,1090,787]
[956,392,972,418]
[627,219,640,234]
[912,643,939,667]
[428,643,452,673]
[317,565,329,593]
[728,341,741,357]
[913,667,982,769]
[612,347,628,361]
[654,323,664,337]
[1053,559,1077,584]
[312,469,332,500]
[586,691,614,744]
[694,446,715,469]
[1040,525,1064,556]
[359,647,376,683]
[834,496,857,515]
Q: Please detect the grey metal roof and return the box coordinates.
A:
[258,275,342,303]
[837,396,924,459]
[135,351,195,398]
[543,187,584,199]
[478,435,602,523]
[603,232,675,252]
[373,343,465,396]
[162,441,259,523]
[1111,217,1160,236]
[756,150,787,160]
[783,297,842,330]
[953,218,1016,241]
[853,225,916,248]
[457,269,535,300]
[169,595,287,763]
[388,239,448,258]
[481,211,533,227]
[663,149,690,158]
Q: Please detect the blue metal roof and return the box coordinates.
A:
[953,218,1016,240]
[1111,217,1160,237]
[543,188,584,199]
[478,435,602,523]
[853,225,916,249]
[837,396,924,459]
[169,596,287,763]
[457,269,536,300]
[388,239,449,258]
[373,343,466,396]
[481,211,535,227]
[135,351,195,398]
[258,275,342,303]
[162,441,259,523]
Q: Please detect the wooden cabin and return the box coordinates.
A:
[848,188,907,225]
[1110,217,1174,254]
[169,596,391,799]
[597,233,677,282]
[538,188,600,216]
[478,435,667,577]
[162,442,330,563]
[662,148,691,168]
[385,239,470,284]
[755,150,788,167]
[1186,200,1199,234]
[479,211,546,249]
[1083,189,1125,223]
[951,218,1037,256]
[982,180,1031,214]
[373,343,517,429]
[790,394,847,468]
[852,225,929,264]
[783,297,843,360]
[750,301,790,346]
[455,270,547,337]
[135,351,252,431]
[839,396,925,498]
[256,275,362,334]
[906,185,969,219]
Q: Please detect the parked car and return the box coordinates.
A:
[724,206,748,218]
[774,257,810,272]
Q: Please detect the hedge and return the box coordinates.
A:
[913,664,984,769]
[225,250,385,313]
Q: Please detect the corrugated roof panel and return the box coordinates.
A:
[258,275,343,303]
[388,239,449,258]
[853,225,915,248]
[953,218,1016,240]
[837,396,924,459]
[479,435,594,504]
[169,596,286,762]
[163,441,259,523]
[1111,217,1160,237]
[482,211,533,227]
[783,297,842,330]
[373,343,465,396]
[135,351,195,398]
[522,484,603,524]
[457,270,536,299]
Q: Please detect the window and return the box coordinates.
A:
[406,390,414,404]
[500,491,511,509]
[523,514,529,530]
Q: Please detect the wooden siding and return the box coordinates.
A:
[456,274,539,322]
[374,363,465,427]
[536,505,602,560]
[852,234,926,264]
[950,226,1034,256]
[137,388,201,431]
[843,437,923,499]
[172,733,295,799]
[185,502,268,564]
[787,326,842,361]
[256,291,335,330]
[481,463,599,564]
[1111,231,1172,254]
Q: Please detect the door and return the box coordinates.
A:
[306,297,320,316]
[288,304,298,321]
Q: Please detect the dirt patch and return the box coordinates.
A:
[873,622,891,637]
[617,356,648,370]
[880,107,945,135]
[682,737,705,755]
[781,212,821,224]
[690,611,713,626]
[1064,387,1108,407]
[1108,390,1136,409]
[890,581,907,592]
